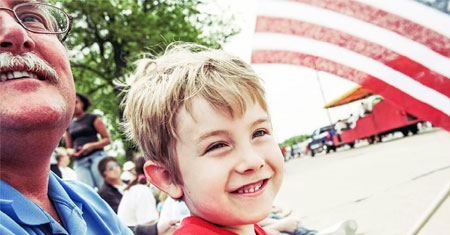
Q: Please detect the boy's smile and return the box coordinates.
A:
[230,178,266,194]
[174,96,284,233]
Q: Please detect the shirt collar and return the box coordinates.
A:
[0,178,51,225]
[48,172,87,234]
[0,172,87,234]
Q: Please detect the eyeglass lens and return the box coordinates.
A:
[107,162,119,171]
[15,3,69,33]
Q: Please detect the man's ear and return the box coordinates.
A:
[144,160,183,199]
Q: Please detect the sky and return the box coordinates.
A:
[216,0,360,142]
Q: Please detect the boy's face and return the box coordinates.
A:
[174,97,284,230]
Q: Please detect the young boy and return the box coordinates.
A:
[122,43,284,235]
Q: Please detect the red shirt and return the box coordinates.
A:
[173,216,268,235]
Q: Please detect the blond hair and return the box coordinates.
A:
[121,42,268,185]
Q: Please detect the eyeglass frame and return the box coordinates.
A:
[0,2,73,42]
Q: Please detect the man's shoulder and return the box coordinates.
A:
[0,211,28,235]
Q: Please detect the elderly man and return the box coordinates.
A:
[0,1,132,234]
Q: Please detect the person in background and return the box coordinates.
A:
[50,150,63,178]
[121,160,136,184]
[158,195,191,226]
[65,93,111,189]
[0,1,131,233]
[259,205,357,235]
[295,144,302,158]
[98,157,126,213]
[118,157,159,226]
[55,147,77,180]
[96,158,178,235]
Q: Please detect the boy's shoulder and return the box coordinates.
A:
[173,216,268,235]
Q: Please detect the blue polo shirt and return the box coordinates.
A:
[0,172,132,235]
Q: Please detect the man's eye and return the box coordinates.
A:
[22,15,39,22]
[205,142,227,153]
[253,129,268,138]
[19,13,48,30]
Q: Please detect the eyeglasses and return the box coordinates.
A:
[106,161,120,171]
[0,2,73,42]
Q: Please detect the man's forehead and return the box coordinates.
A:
[2,0,37,7]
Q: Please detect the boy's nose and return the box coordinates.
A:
[0,11,36,54]
[235,146,265,174]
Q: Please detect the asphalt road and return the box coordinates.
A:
[274,128,450,235]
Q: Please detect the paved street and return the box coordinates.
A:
[275,128,450,235]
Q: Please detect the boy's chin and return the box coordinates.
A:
[206,209,271,227]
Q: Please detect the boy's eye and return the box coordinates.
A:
[253,129,268,138]
[205,142,227,154]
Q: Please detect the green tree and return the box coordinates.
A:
[282,134,311,147]
[53,0,239,159]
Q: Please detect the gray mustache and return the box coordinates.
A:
[0,52,59,84]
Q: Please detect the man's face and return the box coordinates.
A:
[0,0,75,131]
[174,97,284,233]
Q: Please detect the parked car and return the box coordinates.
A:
[307,125,337,157]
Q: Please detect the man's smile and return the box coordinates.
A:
[0,70,42,82]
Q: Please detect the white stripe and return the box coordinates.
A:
[253,33,450,116]
[257,0,450,79]
[357,0,450,38]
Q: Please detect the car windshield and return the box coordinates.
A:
[320,125,334,133]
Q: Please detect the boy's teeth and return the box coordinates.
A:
[236,181,263,194]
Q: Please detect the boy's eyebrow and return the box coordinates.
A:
[196,130,230,144]
[251,117,270,128]
[196,117,270,144]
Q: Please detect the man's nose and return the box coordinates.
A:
[0,12,35,54]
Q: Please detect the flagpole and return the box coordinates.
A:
[407,180,450,235]
[313,61,333,125]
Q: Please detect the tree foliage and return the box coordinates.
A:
[282,134,311,147]
[52,0,239,159]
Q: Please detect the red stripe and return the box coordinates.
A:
[255,16,450,98]
[289,0,450,58]
[252,50,450,131]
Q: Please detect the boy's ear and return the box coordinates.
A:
[144,160,183,199]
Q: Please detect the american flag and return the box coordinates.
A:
[251,0,450,131]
